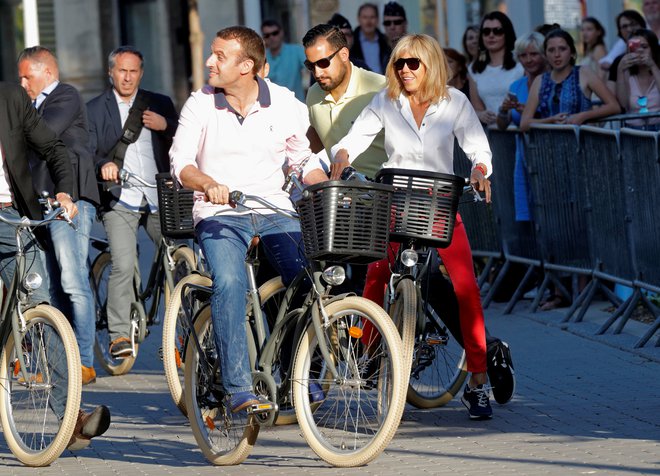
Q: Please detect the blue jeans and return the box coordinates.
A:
[45,200,96,367]
[196,213,305,395]
[0,206,67,419]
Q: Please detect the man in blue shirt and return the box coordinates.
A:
[350,3,391,74]
[262,19,306,101]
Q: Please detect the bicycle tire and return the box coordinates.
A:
[0,305,82,467]
[389,279,417,376]
[406,302,468,408]
[163,246,197,306]
[184,304,258,465]
[91,251,137,376]
[162,273,212,416]
[292,296,406,467]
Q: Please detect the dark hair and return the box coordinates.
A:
[616,10,646,39]
[261,19,282,30]
[629,28,660,75]
[443,48,467,82]
[472,11,517,74]
[581,17,605,55]
[302,24,348,50]
[358,3,378,17]
[328,13,352,31]
[108,46,143,69]
[216,26,265,75]
[543,29,577,66]
[462,25,479,63]
[535,23,561,37]
[384,1,406,19]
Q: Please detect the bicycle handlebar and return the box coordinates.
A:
[0,206,68,229]
[118,169,157,188]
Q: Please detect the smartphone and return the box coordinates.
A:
[628,38,641,53]
[507,92,518,103]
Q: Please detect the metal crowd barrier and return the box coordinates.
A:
[523,125,592,312]
[453,140,502,288]
[484,129,541,313]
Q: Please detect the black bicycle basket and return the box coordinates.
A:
[156,172,195,238]
[296,180,394,264]
[376,168,465,248]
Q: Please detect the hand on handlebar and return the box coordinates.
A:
[203,181,234,206]
[330,149,351,180]
[469,169,491,203]
[55,192,78,220]
[101,162,120,183]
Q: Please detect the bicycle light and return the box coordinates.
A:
[401,248,419,267]
[322,266,346,286]
[24,272,43,290]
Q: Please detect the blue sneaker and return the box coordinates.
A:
[461,384,493,420]
[309,382,325,403]
[227,391,260,413]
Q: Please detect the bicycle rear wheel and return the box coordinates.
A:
[162,273,211,416]
[184,304,258,465]
[389,278,417,375]
[406,303,467,408]
[91,251,138,375]
[0,305,82,467]
[292,297,406,467]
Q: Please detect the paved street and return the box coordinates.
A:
[1,291,658,475]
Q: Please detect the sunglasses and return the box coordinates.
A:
[394,57,421,71]
[638,96,649,113]
[383,19,405,27]
[262,29,280,39]
[304,48,342,72]
[482,27,505,37]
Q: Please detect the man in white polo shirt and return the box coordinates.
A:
[170,26,322,413]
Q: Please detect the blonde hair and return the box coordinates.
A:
[386,34,449,103]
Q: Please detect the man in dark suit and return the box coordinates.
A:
[350,3,391,74]
[0,81,110,449]
[87,46,178,359]
[18,46,101,386]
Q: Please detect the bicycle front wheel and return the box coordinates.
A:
[406,303,467,408]
[91,251,137,375]
[0,305,82,467]
[162,273,211,416]
[292,297,406,467]
[163,245,197,305]
[184,305,258,465]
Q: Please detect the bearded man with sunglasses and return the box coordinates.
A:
[303,23,387,178]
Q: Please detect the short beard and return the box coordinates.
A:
[317,64,347,92]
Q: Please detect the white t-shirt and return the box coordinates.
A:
[470,63,524,113]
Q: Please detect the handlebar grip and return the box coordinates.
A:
[229,191,244,205]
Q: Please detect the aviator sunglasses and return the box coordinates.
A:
[394,57,421,71]
[304,48,342,72]
[383,19,405,26]
[262,29,280,39]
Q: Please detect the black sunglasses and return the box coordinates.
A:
[383,19,405,27]
[394,57,421,71]
[482,27,505,36]
[263,29,280,39]
[304,48,342,72]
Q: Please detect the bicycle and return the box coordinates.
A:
[91,170,196,376]
[376,168,483,408]
[0,199,82,466]
[179,178,407,467]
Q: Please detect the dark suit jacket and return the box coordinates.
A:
[86,88,178,209]
[350,27,392,74]
[30,82,100,206]
[0,82,73,221]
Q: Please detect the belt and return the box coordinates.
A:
[0,202,13,209]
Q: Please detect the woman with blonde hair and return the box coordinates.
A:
[331,34,502,420]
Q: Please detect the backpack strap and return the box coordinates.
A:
[109,90,150,169]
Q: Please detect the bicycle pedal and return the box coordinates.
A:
[248,401,277,415]
[157,346,164,361]
[426,334,448,346]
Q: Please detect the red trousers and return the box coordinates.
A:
[363,214,487,373]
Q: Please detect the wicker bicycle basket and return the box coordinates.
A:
[156,173,195,238]
[296,181,394,264]
[376,168,465,248]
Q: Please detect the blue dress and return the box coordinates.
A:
[536,66,592,118]
[508,76,532,221]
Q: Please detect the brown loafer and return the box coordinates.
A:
[81,365,96,386]
[67,405,111,451]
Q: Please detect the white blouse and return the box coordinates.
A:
[470,63,524,114]
[330,87,492,176]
